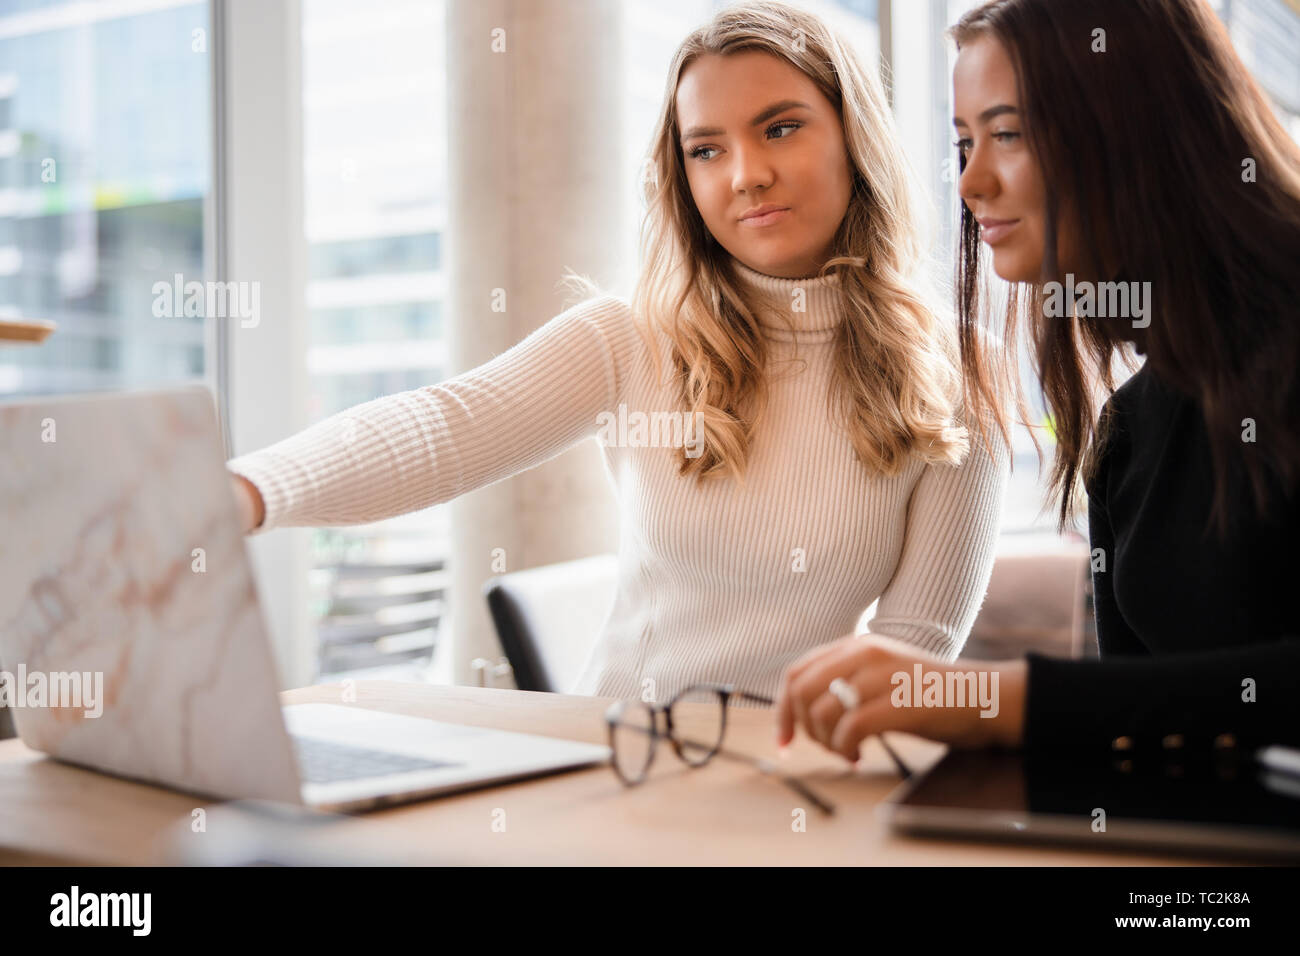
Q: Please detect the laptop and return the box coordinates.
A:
[0,385,610,812]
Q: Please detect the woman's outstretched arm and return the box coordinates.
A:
[226,294,639,534]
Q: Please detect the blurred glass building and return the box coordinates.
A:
[0,0,209,395]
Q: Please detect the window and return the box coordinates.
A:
[0,0,210,396]
[1215,0,1300,135]
[300,0,449,681]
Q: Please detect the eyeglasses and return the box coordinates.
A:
[603,682,840,815]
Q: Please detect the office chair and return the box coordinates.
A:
[483,553,618,692]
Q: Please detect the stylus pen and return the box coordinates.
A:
[1256,745,1300,778]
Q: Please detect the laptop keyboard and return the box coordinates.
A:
[291,735,458,785]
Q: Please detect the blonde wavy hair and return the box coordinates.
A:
[574,0,982,482]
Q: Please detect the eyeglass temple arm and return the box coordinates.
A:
[724,689,912,778]
[704,743,836,816]
[875,734,913,780]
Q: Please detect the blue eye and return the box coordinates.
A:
[687,120,803,162]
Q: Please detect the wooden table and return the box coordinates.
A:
[0,681,1218,865]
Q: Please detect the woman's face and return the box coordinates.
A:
[952,35,1053,283]
[675,51,854,279]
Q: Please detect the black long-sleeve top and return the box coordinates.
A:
[1023,362,1300,758]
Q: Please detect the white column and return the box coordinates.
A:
[444,0,626,687]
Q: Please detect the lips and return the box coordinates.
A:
[739,205,791,227]
[977,218,1020,244]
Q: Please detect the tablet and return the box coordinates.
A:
[880,748,1300,861]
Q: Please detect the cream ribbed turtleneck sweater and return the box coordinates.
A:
[226,257,1009,702]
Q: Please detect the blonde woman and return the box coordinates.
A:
[228,0,1011,704]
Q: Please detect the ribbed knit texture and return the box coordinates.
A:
[226,256,1010,703]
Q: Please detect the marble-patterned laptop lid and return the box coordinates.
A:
[0,386,302,803]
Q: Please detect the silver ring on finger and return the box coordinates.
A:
[828,676,859,712]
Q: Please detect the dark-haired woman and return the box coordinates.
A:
[777,0,1300,765]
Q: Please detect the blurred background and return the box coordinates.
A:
[0,0,1296,700]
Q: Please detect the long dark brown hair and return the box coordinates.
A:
[951,0,1300,535]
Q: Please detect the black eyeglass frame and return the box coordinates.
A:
[602,682,840,815]
[603,682,774,784]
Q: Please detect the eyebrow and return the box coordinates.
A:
[680,99,814,143]
[952,104,1019,128]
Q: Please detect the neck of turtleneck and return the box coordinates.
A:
[729,256,843,341]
